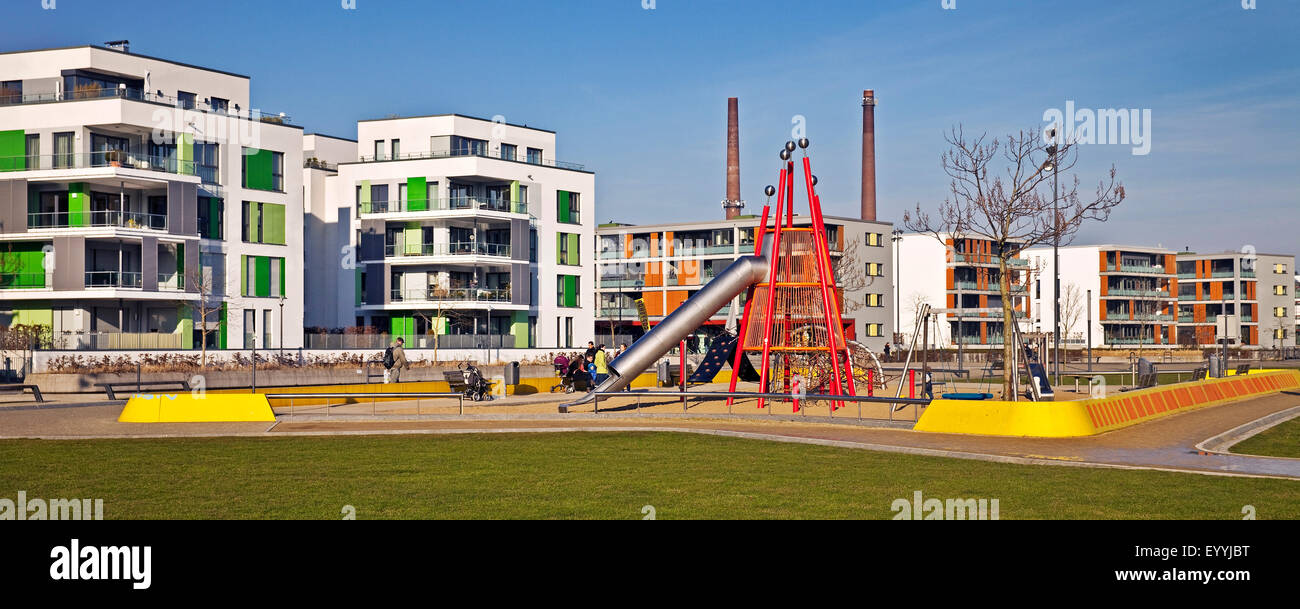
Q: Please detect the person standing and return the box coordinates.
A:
[883,343,891,361]
[386,337,410,383]
[594,343,609,384]
[586,354,598,385]
[584,341,597,361]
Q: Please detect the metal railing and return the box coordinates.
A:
[157,273,183,290]
[266,392,466,416]
[28,209,167,230]
[587,389,930,422]
[389,287,511,303]
[84,270,142,288]
[360,197,528,215]
[53,331,183,350]
[0,86,290,122]
[1,151,198,176]
[356,148,585,171]
[384,241,511,258]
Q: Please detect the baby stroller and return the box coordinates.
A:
[458,362,493,401]
[557,360,594,394]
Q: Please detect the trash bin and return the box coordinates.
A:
[1208,353,1221,379]
[505,361,520,386]
[657,360,671,387]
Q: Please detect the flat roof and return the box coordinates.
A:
[357,113,556,134]
[1175,250,1293,259]
[305,132,357,143]
[0,44,251,79]
[596,214,893,232]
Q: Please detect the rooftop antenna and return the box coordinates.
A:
[104,40,130,53]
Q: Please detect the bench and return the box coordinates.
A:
[1235,364,1251,376]
[442,371,469,394]
[1191,367,1208,381]
[95,380,191,401]
[0,383,44,403]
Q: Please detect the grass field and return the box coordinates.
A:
[1,432,1297,519]
[1232,417,1300,458]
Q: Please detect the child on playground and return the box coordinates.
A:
[922,366,934,400]
[586,354,598,385]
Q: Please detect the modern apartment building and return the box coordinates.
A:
[305,114,595,349]
[0,44,304,349]
[1169,251,1292,348]
[595,215,895,353]
[1027,245,1178,348]
[895,233,1030,348]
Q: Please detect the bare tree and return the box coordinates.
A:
[183,266,225,369]
[831,239,874,314]
[904,126,1125,399]
[1059,282,1085,343]
[411,284,477,362]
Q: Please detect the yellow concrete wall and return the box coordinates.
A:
[915,369,1300,438]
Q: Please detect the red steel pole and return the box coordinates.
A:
[756,168,788,410]
[725,204,770,407]
[801,157,845,409]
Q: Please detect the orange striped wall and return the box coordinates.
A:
[1085,370,1300,433]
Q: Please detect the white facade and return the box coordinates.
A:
[0,45,305,350]
[305,114,595,349]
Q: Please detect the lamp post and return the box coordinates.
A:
[891,228,903,346]
[278,294,285,357]
[1044,134,1060,385]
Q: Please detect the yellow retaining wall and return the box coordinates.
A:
[915,369,1300,438]
[118,393,275,423]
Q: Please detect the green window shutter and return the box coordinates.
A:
[404,223,421,255]
[0,130,25,171]
[511,311,528,348]
[563,274,577,307]
[240,255,248,296]
[354,268,361,306]
[218,303,228,349]
[0,242,46,288]
[262,203,285,244]
[557,191,570,223]
[68,182,88,227]
[176,243,185,290]
[278,258,286,297]
[176,133,194,176]
[359,180,371,213]
[567,233,580,266]
[207,198,223,238]
[255,256,271,297]
[509,181,520,210]
[243,148,274,191]
[556,233,563,264]
[407,177,427,211]
[250,202,262,243]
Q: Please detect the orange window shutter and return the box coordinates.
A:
[665,231,673,256]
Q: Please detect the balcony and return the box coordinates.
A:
[384,241,511,259]
[2,151,198,178]
[600,277,647,289]
[158,273,183,291]
[1210,271,1235,278]
[1116,264,1166,274]
[1106,337,1156,345]
[360,197,527,215]
[389,287,511,304]
[29,210,167,231]
[356,148,585,172]
[53,331,183,350]
[0,272,48,289]
[954,280,978,290]
[676,244,736,256]
[1178,315,1194,323]
[0,86,291,124]
[1242,270,1256,278]
[1107,289,1170,298]
[84,270,143,288]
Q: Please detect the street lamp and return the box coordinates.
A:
[891,228,903,348]
[278,294,285,357]
[1044,133,1060,385]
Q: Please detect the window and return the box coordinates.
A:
[242,201,286,244]
[500,143,517,161]
[194,142,219,183]
[1275,285,1287,296]
[242,148,283,191]
[865,262,883,277]
[263,309,273,349]
[557,233,580,265]
[53,132,73,169]
[198,197,224,239]
[557,275,579,307]
[1275,263,1289,274]
[271,151,283,191]
[390,139,400,159]
[0,80,21,105]
[374,140,386,161]
[25,133,39,168]
[866,232,883,247]
[1275,329,1289,340]
[452,136,487,156]
[241,255,286,298]
[1276,307,1288,318]
[529,229,538,263]
[177,91,196,110]
[565,317,573,348]
[210,97,229,113]
[90,133,129,167]
[526,147,542,164]
[244,309,256,348]
[866,293,884,307]
[865,323,883,337]
[557,191,580,224]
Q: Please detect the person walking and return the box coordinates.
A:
[385,337,410,383]
[594,343,609,385]
[883,343,891,361]
[922,365,934,400]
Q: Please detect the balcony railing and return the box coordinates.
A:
[1107,289,1170,298]
[53,331,183,350]
[600,277,647,288]
[384,241,511,258]
[29,210,167,230]
[1210,271,1235,278]
[356,148,585,171]
[1178,315,1194,322]
[0,272,47,289]
[1241,270,1256,278]
[1,151,197,177]
[954,280,978,290]
[84,271,143,288]
[1116,264,1166,274]
[1105,337,1156,345]
[360,197,527,215]
[1177,272,1196,279]
[158,273,183,290]
[389,287,511,303]
[0,86,290,123]
[675,244,736,256]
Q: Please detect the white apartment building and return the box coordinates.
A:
[305,114,595,349]
[0,44,304,350]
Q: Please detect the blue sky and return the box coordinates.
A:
[8,0,1298,257]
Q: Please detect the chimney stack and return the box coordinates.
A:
[723,97,743,219]
[860,89,877,222]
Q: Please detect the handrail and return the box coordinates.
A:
[583,388,930,420]
[266,391,466,415]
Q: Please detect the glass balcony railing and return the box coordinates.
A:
[28,210,167,230]
[360,197,528,215]
[954,280,978,290]
[384,241,511,258]
[1241,270,1256,278]
[1107,289,1170,298]
[1106,337,1156,345]
[1210,271,1235,278]
[357,147,585,171]
[0,272,47,289]
[0,86,291,123]
[389,287,510,303]
[84,270,142,288]
[158,273,183,290]
[0,151,197,176]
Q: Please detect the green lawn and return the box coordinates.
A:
[1232,417,1300,458]
[1,432,1296,519]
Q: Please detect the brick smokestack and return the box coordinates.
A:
[860,89,877,222]
[723,97,743,219]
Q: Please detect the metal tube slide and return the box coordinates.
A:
[559,255,770,410]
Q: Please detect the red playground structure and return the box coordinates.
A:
[728,139,856,411]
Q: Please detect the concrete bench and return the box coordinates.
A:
[0,383,43,403]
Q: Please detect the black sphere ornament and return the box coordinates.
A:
[784,141,796,152]
[764,185,776,197]
[779,149,791,161]
[798,137,809,149]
